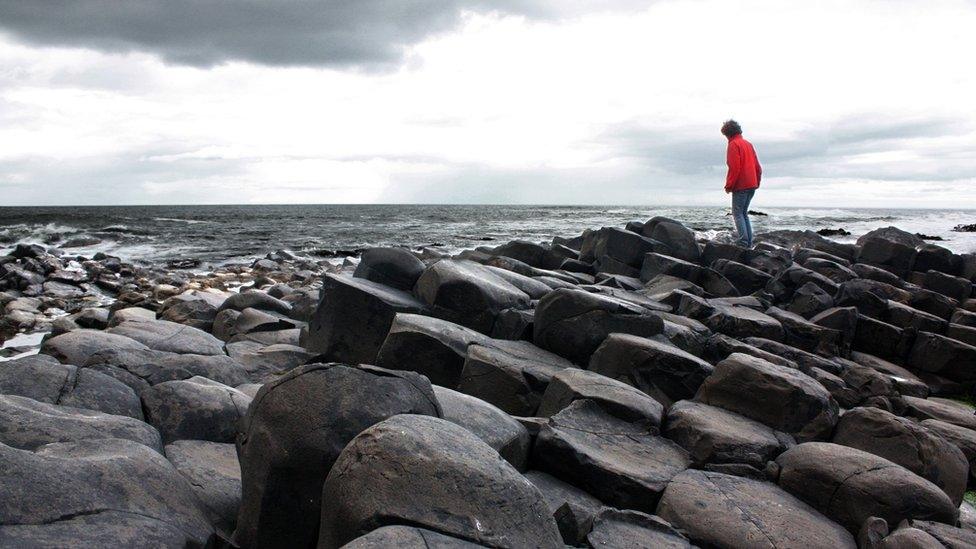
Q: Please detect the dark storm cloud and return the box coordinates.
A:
[0,0,646,68]
[603,115,974,183]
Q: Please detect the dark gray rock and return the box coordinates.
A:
[306,273,426,364]
[921,419,976,484]
[537,367,664,428]
[788,281,835,318]
[923,270,973,302]
[766,306,846,356]
[776,442,958,533]
[743,337,844,375]
[885,300,947,333]
[40,328,150,365]
[533,288,665,365]
[0,394,161,452]
[165,440,241,538]
[414,259,530,334]
[433,385,530,470]
[531,399,690,513]
[0,354,142,419]
[903,396,976,431]
[639,253,702,283]
[851,352,929,398]
[456,343,570,416]
[586,508,693,549]
[908,331,976,382]
[352,247,426,290]
[235,363,441,549]
[108,319,226,355]
[218,290,292,316]
[641,216,701,263]
[832,406,968,506]
[340,526,485,548]
[853,314,914,363]
[657,468,855,549]
[142,376,251,444]
[319,414,561,549]
[702,303,785,341]
[664,400,793,468]
[83,348,249,394]
[226,341,312,382]
[159,297,219,332]
[524,470,605,546]
[588,333,713,407]
[712,258,773,294]
[0,439,213,547]
[905,518,976,548]
[580,227,669,268]
[695,353,839,441]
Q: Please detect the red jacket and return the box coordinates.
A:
[725,134,762,192]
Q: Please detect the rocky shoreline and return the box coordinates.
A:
[2,217,976,547]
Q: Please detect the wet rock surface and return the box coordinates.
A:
[1,221,975,547]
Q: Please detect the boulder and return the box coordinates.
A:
[664,400,793,468]
[908,331,976,382]
[857,232,918,277]
[885,300,947,333]
[0,439,213,547]
[712,259,773,294]
[850,352,929,398]
[766,306,846,356]
[803,257,858,283]
[456,343,570,416]
[340,526,484,548]
[586,508,693,549]
[0,394,161,452]
[903,396,976,431]
[904,518,976,548]
[921,419,976,484]
[787,281,834,318]
[218,290,292,316]
[911,288,959,320]
[0,354,142,419]
[352,247,426,290]
[485,265,555,299]
[657,469,855,549]
[538,368,662,429]
[318,414,562,549]
[433,385,530,470]
[524,470,605,546]
[532,399,690,512]
[108,319,226,356]
[83,348,249,394]
[580,227,669,268]
[533,288,664,365]
[853,315,914,363]
[414,259,530,333]
[40,329,150,365]
[702,303,785,341]
[142,376,251,444]
[776,442,958,533]
[226,341,312,382]
[743,337,844,375]
[695,353,839,441]
[588,333,713,407]
[165,440,241,538]
[639,253,702,283]
[306,274,426,364]
[923,270,973,302]
[159,298,218,332]
[234,363,441,549]
[641,216,701,263]
[832,407,968,505]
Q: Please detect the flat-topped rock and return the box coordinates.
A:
[340,526,484,548]
[306,274,427,363]
[165,440,241,538]
[456,343,570,416]
[414,259,530,333]
[588,333,713,407]
[657,469,855,549]
[533,288,665,365]
[702,303,785,341]
[532,399,690,512]
[902,395,976,430]
[524,470,606,546]
[587,508,693,549]
[537,367,664,428]
[108,318,226,355]
[664,400,793,468]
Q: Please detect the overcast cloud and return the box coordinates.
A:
[0,0,973,207]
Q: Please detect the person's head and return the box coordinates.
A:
[721,119,742,138]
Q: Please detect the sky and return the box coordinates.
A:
[0,0,973,207]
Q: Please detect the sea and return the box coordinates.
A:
[2,205,975,268]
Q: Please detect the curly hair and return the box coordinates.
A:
[721,119,742,137]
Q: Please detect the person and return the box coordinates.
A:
[722,119,762,248]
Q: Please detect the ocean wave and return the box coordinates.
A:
[153,217,208,224]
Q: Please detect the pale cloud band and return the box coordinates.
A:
[0,0,973,207]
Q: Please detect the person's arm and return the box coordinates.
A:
[725,142,741,192]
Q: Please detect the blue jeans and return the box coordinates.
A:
[731,189,756,248]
